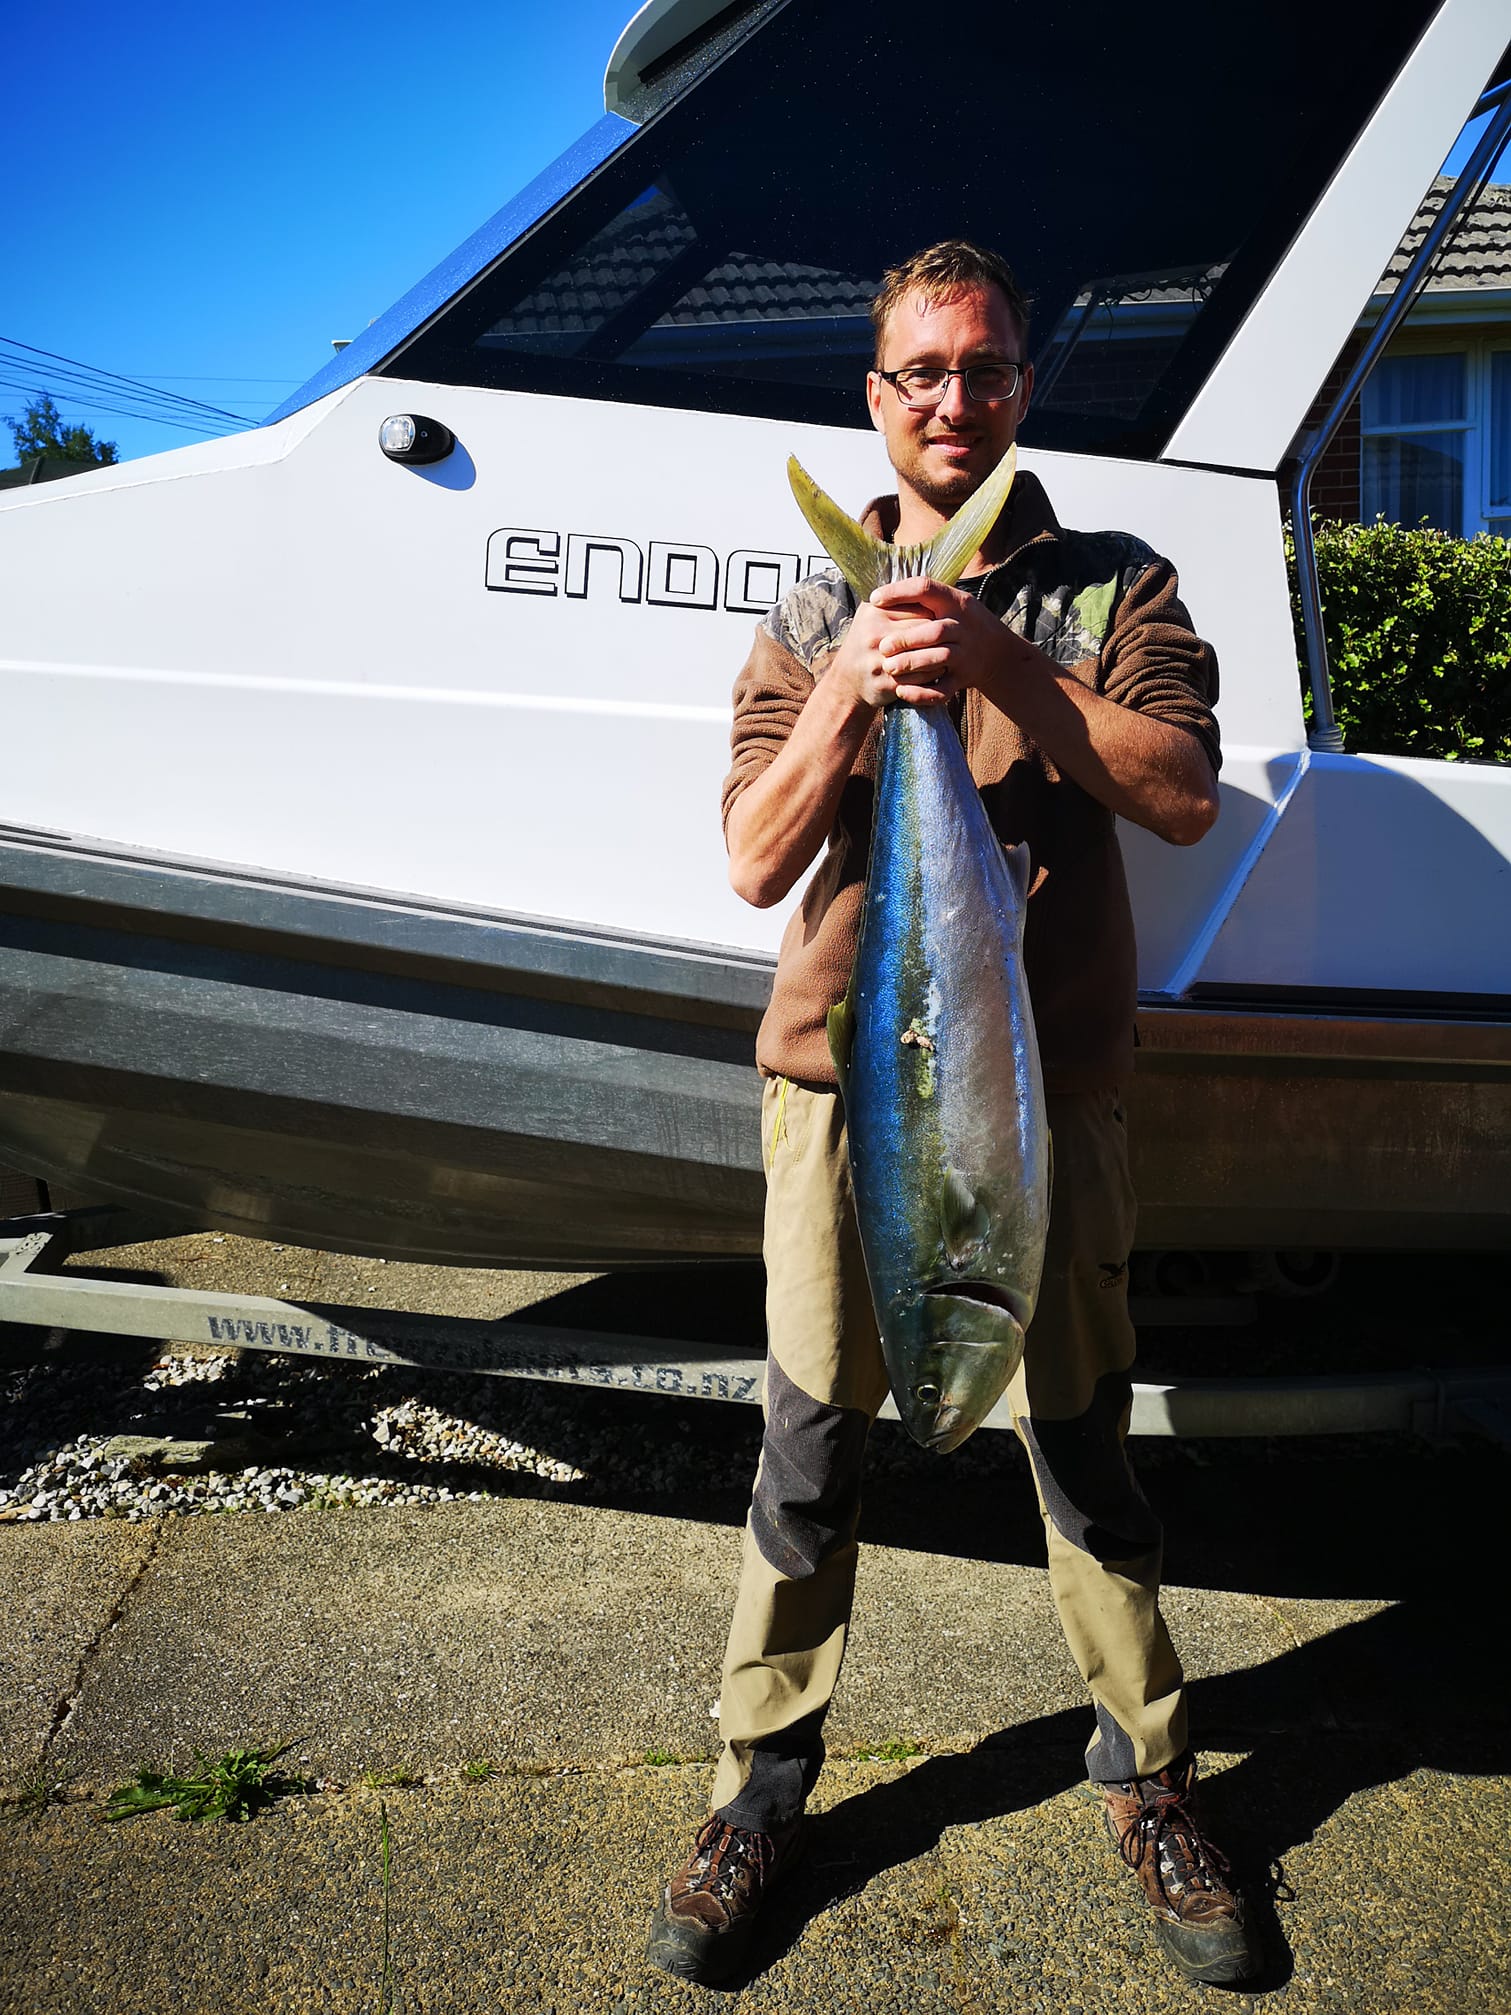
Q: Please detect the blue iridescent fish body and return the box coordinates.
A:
[788,447,1050,1452]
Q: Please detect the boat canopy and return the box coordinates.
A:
[378,0,1455,460]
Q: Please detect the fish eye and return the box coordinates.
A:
[914,1383,942,1405]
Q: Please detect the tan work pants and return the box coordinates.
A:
[710,1078,1187,1831]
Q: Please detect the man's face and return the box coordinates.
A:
[866,283,1033,521]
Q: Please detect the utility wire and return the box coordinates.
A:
[0,375,236,439]
[144,375,302,386]
[0,336,261,426]
[0,355,260,428]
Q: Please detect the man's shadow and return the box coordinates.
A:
[720,1437,1511,1993]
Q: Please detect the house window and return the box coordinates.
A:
[1362,341,1511,538]
[1490,351,1511,539]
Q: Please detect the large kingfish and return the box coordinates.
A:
[788,446,1050,1453]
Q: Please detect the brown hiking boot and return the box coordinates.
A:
[646,1814,803,1983]
[1100,1756,1260,1985]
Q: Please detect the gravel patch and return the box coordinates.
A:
[0,1344,684,1524]
[2,1225,1500,1531]
[0,1321,1034,1529]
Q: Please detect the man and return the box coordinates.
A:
[647,240,1257,1988]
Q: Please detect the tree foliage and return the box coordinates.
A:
[1287,516,1511,764]
[5,392,118,468]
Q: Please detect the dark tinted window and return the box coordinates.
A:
[391,0,1438,458]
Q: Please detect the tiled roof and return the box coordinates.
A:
[481,171,1511,353]
[485,192,873,340]
[1379,175,1511,295]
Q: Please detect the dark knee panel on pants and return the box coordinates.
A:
[750,1352,870,1580]
[1020,1368,1163,1562]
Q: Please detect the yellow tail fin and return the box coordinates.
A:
[787,444,1017,598]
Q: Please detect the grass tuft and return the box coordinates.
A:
[378,1799,397,2014]
[11,1770,74,1819]
[853,1737,926,1763]
[361,1764,423,1791]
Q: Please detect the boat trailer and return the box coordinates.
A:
[3,1205,1509,1445]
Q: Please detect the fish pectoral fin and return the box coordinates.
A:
[787,458,893,601]
[938,1166,992,1268]
[1001,839,1032,903]
[919,444,1017,587]
[826,992,855,1096]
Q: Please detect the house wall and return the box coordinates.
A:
[1288,332,1366,524]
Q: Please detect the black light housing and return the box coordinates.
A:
[378,414,456,465]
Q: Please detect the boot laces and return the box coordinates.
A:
[687,1818,775,1900]
[1118,1780,1233,1911]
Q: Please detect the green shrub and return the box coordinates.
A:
[1285,517,1511,763]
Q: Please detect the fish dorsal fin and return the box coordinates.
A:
[787,444,1018,599]
[939,1166,991,1268]
[1001,840,1032,903]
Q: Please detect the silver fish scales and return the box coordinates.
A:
[788,446,1050,1452]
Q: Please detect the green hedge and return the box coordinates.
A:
[1285,517,1511,763]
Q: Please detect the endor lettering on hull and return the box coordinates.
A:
[485,526,826,613]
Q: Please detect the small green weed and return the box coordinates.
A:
[361,1764,423,1790]
[11,1770,73,1818]
[642,1748,680,1767]
[307,1487,357,1512]
[901,1878,960,1949]
[855,1737,925,1763]
[378,1799,396,2015]
[103,1740,307,1824]
[461,1758,497,1782]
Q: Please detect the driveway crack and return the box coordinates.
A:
[40,1521,170,1760]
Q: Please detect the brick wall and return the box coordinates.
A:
[1287,332,1366,524]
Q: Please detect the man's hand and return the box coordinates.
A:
[726,582,1018,910]
[821,592,956,710]
[870,575,1219,848]
[868,576,1010,705]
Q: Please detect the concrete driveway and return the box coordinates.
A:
[2,1240,1508,2013]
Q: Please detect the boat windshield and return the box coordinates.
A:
[388,0,1438,459]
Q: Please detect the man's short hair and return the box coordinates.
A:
[871,241,1032,364]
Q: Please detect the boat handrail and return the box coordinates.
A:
[1290,76,1511,753]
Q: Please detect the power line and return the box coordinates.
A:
[137,375,303,385]
[0,369,239,428]
[0,336,260,425]
[0,354,260,427]
[0,334,256,422]
[0,378,259,438]
[0,376,237,439]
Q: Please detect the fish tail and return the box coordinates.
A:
[919,444,1017,585]
[786,446,1018,600]
[786,457,895,600]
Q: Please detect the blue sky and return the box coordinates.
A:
[4,0,633,462]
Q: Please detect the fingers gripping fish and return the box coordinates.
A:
[787,446,1051,1453]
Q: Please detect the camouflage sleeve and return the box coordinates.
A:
[720,572,857,836]
[1097,559,1222,779]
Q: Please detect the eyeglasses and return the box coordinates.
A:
[877,361,1025,408]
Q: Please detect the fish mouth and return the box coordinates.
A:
[922,1279,1033,1331]
[915,1406,973,1454]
